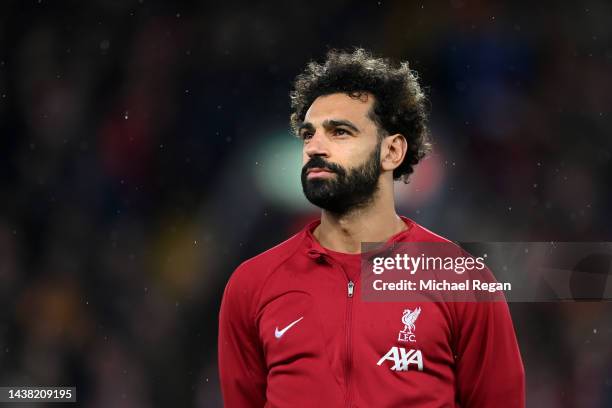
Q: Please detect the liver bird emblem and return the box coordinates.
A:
[400,307,421,334]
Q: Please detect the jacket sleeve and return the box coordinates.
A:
[453,300,525,408]
[218,264,267,407]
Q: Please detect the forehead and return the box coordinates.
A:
[303,92,376,126]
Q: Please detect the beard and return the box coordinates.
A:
[301,142,382,214]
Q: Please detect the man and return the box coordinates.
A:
[218,49,525,407]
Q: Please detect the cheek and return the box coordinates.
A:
[302,150,310,165]
[346,144,376,168]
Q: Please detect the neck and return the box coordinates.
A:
[313,179,406,254]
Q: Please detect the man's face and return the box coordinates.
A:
[299,92,383,214]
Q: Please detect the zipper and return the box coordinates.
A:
[345,279,354,407]
[320,254,356,407]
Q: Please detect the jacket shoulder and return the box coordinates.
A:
[227,228,306,292]
[404,217,452,243]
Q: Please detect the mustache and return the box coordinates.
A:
[302,156,344,176]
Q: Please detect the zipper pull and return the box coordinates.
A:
[347,281,354,298]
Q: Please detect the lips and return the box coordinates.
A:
[306,167,335,179]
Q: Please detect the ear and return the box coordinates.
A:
[380,133,408,173]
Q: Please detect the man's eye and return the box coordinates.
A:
[301,132,313,140]
[334,128,349,136]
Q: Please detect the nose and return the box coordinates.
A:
[303,130,329,159]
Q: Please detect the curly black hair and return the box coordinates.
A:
[290,48,431,182]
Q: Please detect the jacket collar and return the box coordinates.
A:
[302,216,415,261]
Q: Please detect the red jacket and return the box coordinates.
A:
[218,217,525,407]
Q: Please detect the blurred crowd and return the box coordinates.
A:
[0,1,611,406]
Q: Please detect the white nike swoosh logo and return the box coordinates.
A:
[274,317,304,339]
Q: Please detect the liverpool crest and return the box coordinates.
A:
[398,307,421,343]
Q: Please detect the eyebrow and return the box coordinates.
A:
[298,119,361,134]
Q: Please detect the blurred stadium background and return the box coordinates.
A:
[1,1,611,406]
